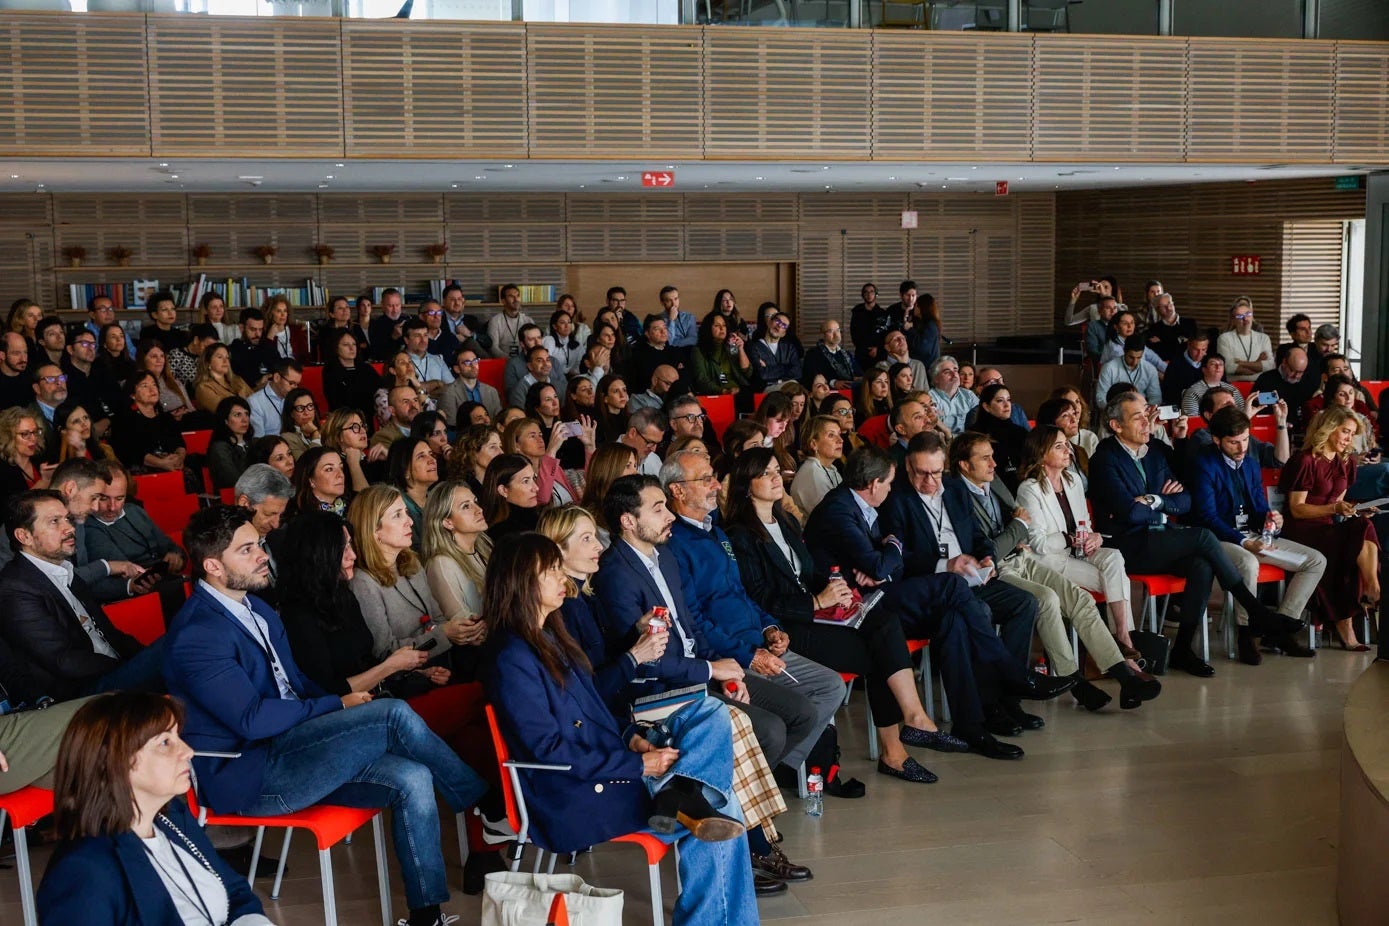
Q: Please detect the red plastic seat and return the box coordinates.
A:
[143,492,200,539]
[186,789,392,926]
[0,786,53,926]
[182,429,213,456]
[484,704,671,924]
[300,364,328,412]
[858,414,891,449]
[477,358,506,392]
[104,591,165,645]
[697,394,735,440]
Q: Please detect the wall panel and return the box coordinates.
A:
[1334,43,1389,162]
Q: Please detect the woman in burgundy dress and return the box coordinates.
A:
[1280,406,1381,650]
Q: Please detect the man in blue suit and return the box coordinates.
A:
[1089,391,1305,678]
[1187,406,1323,664]
[163,505,488,926]
[804,447,1074,761]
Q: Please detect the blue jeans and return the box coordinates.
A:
[1347,461,1389,502]
[247,699,488,911]
[91,638,167,695]
[644,697,758,926]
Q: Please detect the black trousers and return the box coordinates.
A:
[1108,525,1244,627]
[973,579,1039,668]
[710,675,816,768]
[786,605,912,728]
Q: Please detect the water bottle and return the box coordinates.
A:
[829,565,843,583]
[1072,520,1089,560]
[1260,513,1277,548]
[805,767,824,817]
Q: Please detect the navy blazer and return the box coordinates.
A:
[1188,443,1269,545]
[800,483,904,589]
[1087,436,1192,539]
[560,591,642,718]
[484,631,649,854]
[878,475,993,577]
[163,583,342,814]
[591,540,714,697]
[38,797,264,926]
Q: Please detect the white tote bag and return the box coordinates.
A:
[481,871,624,926]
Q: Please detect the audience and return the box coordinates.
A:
[481,452,541,541]
[790,415,844,515]
[384,436,439,545]
[205,396,254,490]
[1217,296,1273,382]
[110,372,187,474]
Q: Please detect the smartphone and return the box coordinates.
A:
[563,421,583,439]
[1256,391,1279,406]
[1157,405,1182,421]
[414,638,438,652]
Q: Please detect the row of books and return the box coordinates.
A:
[67,277,330,311]
[66,281,157,311]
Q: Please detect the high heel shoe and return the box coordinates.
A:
[647,777,743,842]
[1334,620,1371,652]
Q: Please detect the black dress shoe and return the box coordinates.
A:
[1071,678,1112,712]
[1265,631,1316,658]
[1168,648,1216,678]
[824,774,866,798]
[899,725,971,752]
[1249,607,1307,638]
[1006,673,1077,701]
[875,756,939,783]
[1000,699,1045,730]
[1117,672,1162,709]
[754,873,789,896]
[1237,628,1263,666]
[958,730,1025,760]
[983,705,1023,738]
[751,843,813,882]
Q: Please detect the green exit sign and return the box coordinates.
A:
[1335,176,1365,191]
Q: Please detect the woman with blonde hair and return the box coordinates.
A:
[789,414,844,516]
[777,380,810,452]
[447,424,503,497]
[191,342,251,414]
[421,480,493,640]
[263,295,295,361]
[1280,405,1382,649]
[0,406,51,498]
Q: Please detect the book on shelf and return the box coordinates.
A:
[131,280,160,309]
[69,277,329,313]
[68,282,132,312]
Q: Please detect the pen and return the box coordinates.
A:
[779,666,800,684]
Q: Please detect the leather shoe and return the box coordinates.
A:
[648,778,744,842]
[899,726,970,752]
[876,756,939,783]
[1249,607,1307,638]
[754,873,788,896]
[1168,648,1215,678]
[1236,629,1263,666]
[751,844,813,882]
[1006,672,1077,701]
[958,729,1025,760]
[824,774,866,798]
[1264,631,1316,658]
[984,712,1023,738]
[1000,699,1045,730]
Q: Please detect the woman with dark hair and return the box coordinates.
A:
[281,508,510,892]
[561,375,595,423]
[54,400,114,463]
[593,373,630,443]
[111,371,186,473]
[290,445,350,517]
[887,362,915,406]
[973,382,1029,490]
[821,393,864,457]
[206,396,254,490]
[313,295,353,363]
[323,406,381,492]
[410,410,452,469]
[277,386,321,460]
[322,327,380,415]
[577,442,637,544]
[96,323,136,385]
[247,434,294,480]
[904,290,944,371]
[751,391,799,482]
[958,360,977,392]
[587,321,628,380]
[723,447,964,785]
[1034,396,1091,487]
[544,309,583,376]
[453,400,491,430]
[524,380,586,470]
[447,424,503,497]
[200,291,237,344]
[690,309,751,397]
[715,419,768,482]
[481,452,539,542]
[37,691,274,926]
[856,367,892,425]
[711,288,748,337]
[135,340,195,422]
[482,532,757,926]
[386,436,439,547]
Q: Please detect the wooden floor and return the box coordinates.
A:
[2,647,1369,925]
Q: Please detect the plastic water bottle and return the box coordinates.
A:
[1260,513,1277,548]
[805,768,824,817]
[1072,521,1089,560]
[829,565,843,583]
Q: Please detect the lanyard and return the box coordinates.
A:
[141,828,222,926]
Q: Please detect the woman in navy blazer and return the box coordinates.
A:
[38,691,273,926]
[483,532,758,926]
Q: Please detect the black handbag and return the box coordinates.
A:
[374,669,437,700]
[1129,630,1170,675]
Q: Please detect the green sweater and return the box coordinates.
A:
[690,345,751,395]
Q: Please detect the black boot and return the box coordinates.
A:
[1168,626,1214,677]
[1070,676,1112,712]
[1236,626,1262,666]
[1231,586,1305,636]
[648,776,743,843]
[1109,662,1162,709]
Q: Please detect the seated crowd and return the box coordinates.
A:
[0,277,1381,926]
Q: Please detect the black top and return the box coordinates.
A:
[323,362,380,416]
[487,505,540,543]
[110,406,186,469]
[228,339,277,387]
[137,324,190,353]
[278,588,377,697]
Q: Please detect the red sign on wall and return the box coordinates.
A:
[641,171,675,188]
[995,181,1009,196]
[1231,255,1262,276]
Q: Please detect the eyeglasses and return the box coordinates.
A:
[292,402,316,413]
[458,358,480,366]
[672,413,703,425]
[670,472,717,485]
[831,407,854,417]
[40,375,67,385]
[424,310,443,317]
[73,340,96,349]
[915,468,945,480]
[1233,312,1253,320]
[343,422,366,433]
[640,432,663,450]
[15,429,39,439]
[771,321,788,330]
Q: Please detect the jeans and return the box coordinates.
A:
[247,699,489,911]
[90,638,168,695]
[644,697,757,926]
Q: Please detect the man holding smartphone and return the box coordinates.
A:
[1254,345,1317,441]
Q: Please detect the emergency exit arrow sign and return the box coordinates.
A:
[641,171,675,187]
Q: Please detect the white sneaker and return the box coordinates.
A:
[395,914,460,926]
[479,811,517,846]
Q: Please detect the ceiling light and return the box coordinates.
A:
[947,177,968,181]
[940,185,947,189]
[474,176,484,180]
[8,175,16,179]
[887,176,897,181]
[237,175,263,181]
[503,163,514,169]
[971,166,978,170]
[821,166,830,171]
[318,183,329,189]
[666,165,676,170]
[335,162,345,168]
[1113,166,1121,170]
[170,174,179,179]
[755,177,764,181]
[1017,176,1024,180]
[451,183,459,188]
[325,175,334,180]
[578,184,586,189]
[159,162,169,167]
[616,175,627,181]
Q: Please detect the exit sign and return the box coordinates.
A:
[1231,255,1262,275]
[641,171,675,188]
[1334,176,1364,191]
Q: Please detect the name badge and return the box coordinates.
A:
[1234,505,1249,532]
[938,543,949,559]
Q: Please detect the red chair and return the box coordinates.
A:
[1186,415,1207,432]
[477,358,506,392]
[0,786,53,926]
[1130,572,1218,662]
[132,470,184,502]
[143,492,200,539]
[104,591,165,645]
[1220,563,1287,659]
[300,364,329,413]
[858,414,891,449]
[484,704,671,925]
[185,789,393,926]
[698,394,735,440]
[1232,381,1255,397]
[182,429,213,456]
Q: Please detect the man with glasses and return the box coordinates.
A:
[61,329,116,436]
[28,363,69,463]
[628,364,682,412]
[1216,298,1273,383]
[401,318,453,401]
[247,358,303,439]
[605,286,641,345]
[1254,344,1316,440]
[748,311,803,390]
[802,319,857,390]
[78,295,130,357]
[440,345,500,429]
[417,299,460,362]
[620,407,667,476]
[928,357,977,435]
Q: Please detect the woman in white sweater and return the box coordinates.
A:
[1215,296,1273,382]
[789,414,844,517]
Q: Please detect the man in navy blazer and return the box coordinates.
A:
[1090,392,1306,678]
[803,447,1073,761]
[1187,406,1324,663]
[163,505,488,926]
[592,475,817,772]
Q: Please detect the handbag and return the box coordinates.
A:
[1129,629,1169,675]
[481,872,623,926]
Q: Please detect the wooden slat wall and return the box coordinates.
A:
[0,17,1386,162]
[0,13,149,155]
[342,21,528,158]
[1280,221,1346,329]
[147,15,344,156]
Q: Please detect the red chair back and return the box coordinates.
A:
[182,429,213,456]
[133,471,184,501]
[0,786,54,830]
[143,492,200,539]
[484,704,525,834]
[105,592,166,645]
[300,365,328,413]
[698,394,735,440]
[1232,381,1255,397]
[859,414,891,449]
[478,358,506,392]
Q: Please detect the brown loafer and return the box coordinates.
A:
[751,843,814,882]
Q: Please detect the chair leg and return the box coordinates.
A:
[270,827,294,899]
[508,841,525,873]
[547,852,558,874]
[455,810,470,876]
[318,847,339,926]
[247,825,267,889]
[372,815,392,926]
[920,647,936,720]
[1223,592,1236,660]
[796,761,808,799]
[1200,605,1210,663]
[14,825,36,926]
[532,847,546,874]
[648,860,664,925]
[865,696,878,762]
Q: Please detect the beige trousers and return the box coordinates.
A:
[999,553,1126,677]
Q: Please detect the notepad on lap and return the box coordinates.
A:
[632,684,707,724]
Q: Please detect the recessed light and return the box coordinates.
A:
[666,165,676,170]
[947,177,968,181]
[1017,176,1024,181]
[940,185,947,189]
[170,174,179,179]
[325,175,334,180]
[821,166,830,171]
[971,166,978,170]
[1113,166,1121,170]
[318,183,329,189]
[474,176,484,180]
[237,175,263,181]
[755,177,764,181]
[578,185,586,189]
[887,176,897,181]
[335,162,345,168]
[451,183,459,188]
[159,162,169,168]
[8,175,16,179]
[503,163,514,169]
[616,175,627,181]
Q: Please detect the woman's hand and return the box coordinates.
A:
[421,666,451,686]
[64,428,85,451]
[367,443,389,463]
[1084,532,1103,556]
[641,748,680,778]
[444,617,488,646]
[578,414,597,450]
[628,626,669,664]
[1335,500,1358,518]
[344,446,364,467]
[342,691,373,708]
[385,645,429,673]
[546,424,568,457]
[813,579,854,611]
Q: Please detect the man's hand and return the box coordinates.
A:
[108,560,143,579]
[749,648,786,678]
[1160,479,1183,495]
[1273,399,1289,425]
[851,568,883,588]
[945,553,980,576]
[764,628,790,656]
[163,550,185,571]
[421,666,451,686]
[640,747,680,777]
[342,691,373,708]
[1169,416,1189,440]
[1012,507,1031,524]
[709,658,745,682]
[628,626,669,664]
[724,680,751,704]
[1241,538,1267,553]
